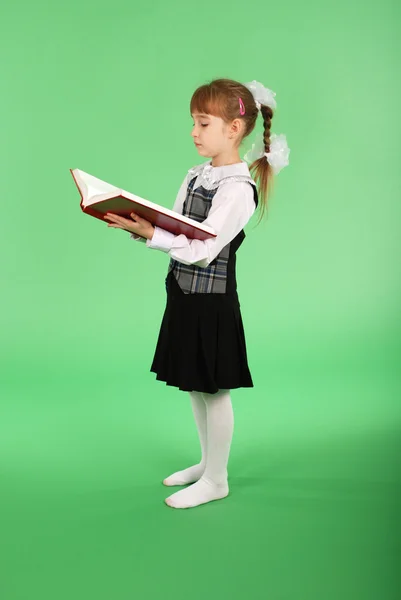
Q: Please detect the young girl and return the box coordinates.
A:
[104,78,289,509]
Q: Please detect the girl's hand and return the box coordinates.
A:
[104,211,155,240]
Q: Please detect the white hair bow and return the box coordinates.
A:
[243,80,277,111]
[243,133,290,175]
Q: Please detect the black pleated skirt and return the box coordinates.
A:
[150,270,254,394]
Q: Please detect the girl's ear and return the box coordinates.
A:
[231,118,242,134]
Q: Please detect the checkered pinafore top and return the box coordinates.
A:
[166,173,258,295]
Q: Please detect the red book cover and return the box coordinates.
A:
[70,168,217,241]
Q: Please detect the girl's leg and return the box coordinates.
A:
[165,389,233,508]
[202,388,234,486]
[163,390,207,486]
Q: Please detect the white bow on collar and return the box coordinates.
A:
[187,161,256,191]
[188,162,218,190]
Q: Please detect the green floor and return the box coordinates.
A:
[1,358,399,600]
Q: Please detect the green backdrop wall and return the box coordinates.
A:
[1,1,400,599]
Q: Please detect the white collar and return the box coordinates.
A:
[188,159,255,191]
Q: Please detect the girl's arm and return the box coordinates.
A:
[130,174,188,243]
[145,181,256,269]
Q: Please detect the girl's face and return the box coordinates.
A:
[191,112,241,160]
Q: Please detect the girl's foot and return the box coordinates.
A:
[165,476,229,508]
[163,463,205,486]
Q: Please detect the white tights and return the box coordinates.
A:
[163,389,234,509]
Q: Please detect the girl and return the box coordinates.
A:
[104,78,289,509]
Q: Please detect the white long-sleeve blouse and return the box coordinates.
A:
[130,161,256,269]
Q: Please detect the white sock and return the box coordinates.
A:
[165,389,234,508]
[163,390,207,486]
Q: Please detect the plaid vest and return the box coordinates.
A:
[166,174,258,295]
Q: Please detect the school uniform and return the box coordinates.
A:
[130,159,259,394]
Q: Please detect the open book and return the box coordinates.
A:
[70,168,217,241]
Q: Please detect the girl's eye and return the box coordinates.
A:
[192,123,208,127]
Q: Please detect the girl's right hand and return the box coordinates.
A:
[104,211,155,240]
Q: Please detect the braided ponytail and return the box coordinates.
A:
[246,102,275,225]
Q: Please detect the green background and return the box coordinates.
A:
[1,0,400,598]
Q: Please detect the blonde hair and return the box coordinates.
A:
[190,77,275,225]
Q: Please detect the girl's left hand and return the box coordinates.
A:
[104,211,155,240]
